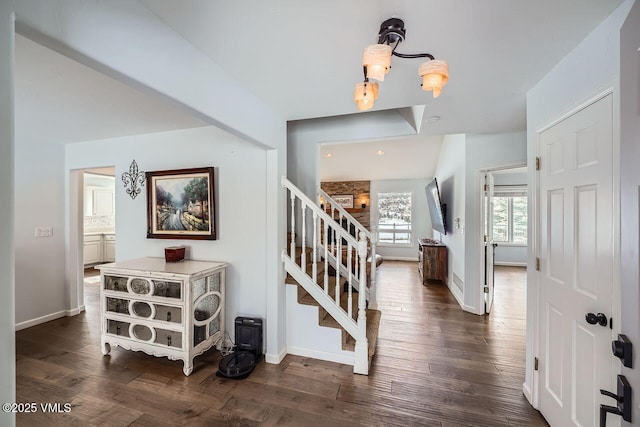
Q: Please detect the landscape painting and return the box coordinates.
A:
[146,167,216,240]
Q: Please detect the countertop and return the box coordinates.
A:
[84,231,116,236]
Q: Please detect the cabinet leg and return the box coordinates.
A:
[101,341,111,355]
[183,360,193,376]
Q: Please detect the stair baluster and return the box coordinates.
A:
[281,177,377,375]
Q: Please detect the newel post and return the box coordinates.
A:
[354,231,369,375]
[369,231,378,309]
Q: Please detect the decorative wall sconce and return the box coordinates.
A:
[355,18,449,111]
[361,203,367,209]
[122,159,145,199]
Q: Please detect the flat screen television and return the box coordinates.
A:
[425,178,447,235]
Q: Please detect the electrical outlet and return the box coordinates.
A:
[35,226,53,238]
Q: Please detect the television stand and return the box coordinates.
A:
[418,239,447,285]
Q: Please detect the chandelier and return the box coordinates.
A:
[354,18,449,111]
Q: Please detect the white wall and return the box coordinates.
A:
[0,3,16,425]
[619,0,640,421]
[433,134,466,300]
[14,133,67,327]
[370,179,431,260]
[66,126,270,339]
[494,246,527,266]
[9,0,288,364]
[433,131,526,313]
[464,132,527,313]
[524,0,634,406]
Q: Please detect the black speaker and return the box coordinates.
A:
[235,316,263,360]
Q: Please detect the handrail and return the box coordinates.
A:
[283,177,358,248]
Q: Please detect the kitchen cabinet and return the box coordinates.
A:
[84,233,116,265]
[83,234,102,265]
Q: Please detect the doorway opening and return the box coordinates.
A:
[480,165,528,316]
[79,166,117,309]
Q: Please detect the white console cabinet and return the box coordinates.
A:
[96,257,226,376]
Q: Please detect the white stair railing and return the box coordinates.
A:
[318,189,377,309]
[282,177,370,374]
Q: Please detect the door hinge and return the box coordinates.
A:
[536,157,541,171]
[484,235,488,243]
[484,184,488,192]
[484,286,489,294]
[534,357,539,371]
[535,258,541,271]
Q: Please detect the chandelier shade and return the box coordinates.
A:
[362,44,392,81]
[419,60,449,98]
[354,81,379,111]
[353,18,449,111]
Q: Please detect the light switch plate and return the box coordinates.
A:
[35,226,53,238]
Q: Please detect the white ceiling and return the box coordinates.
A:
[142,0,623,135]
[320,135,443,181]
[14,35,207,144]
[13,0,623,171]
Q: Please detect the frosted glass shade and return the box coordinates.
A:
[363,44,392,81]
[354,82,379,111]
[418,60,449,98]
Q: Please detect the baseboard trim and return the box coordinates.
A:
[16,310,66,331]
[378,256,418,262]
[67,307,82,316]
[287,345,355,366]
[495,261,527,267]
[447,281,464,307]
[523,382,534,406]
[265,347,288,365]
[446,280,481,315]
[16,307,84,331]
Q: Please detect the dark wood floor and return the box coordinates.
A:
[15,262,547,426]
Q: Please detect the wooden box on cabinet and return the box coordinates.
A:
[96,257,227,376]
[418,239,447,285]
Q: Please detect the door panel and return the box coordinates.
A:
[538,94,614,426]
[484,172,495,314]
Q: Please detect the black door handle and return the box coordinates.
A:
[586,312,608,327]
[600,375,631,426]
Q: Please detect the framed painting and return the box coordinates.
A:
[146,167,216,240]
[332,195,354,209]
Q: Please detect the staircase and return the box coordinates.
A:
[281,177,381,375]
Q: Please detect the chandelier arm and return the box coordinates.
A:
[392,51,435,60]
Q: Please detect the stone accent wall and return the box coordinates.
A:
[320,180,371,230]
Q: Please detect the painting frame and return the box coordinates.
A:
[146,167,217,240]
[332,195,354,209]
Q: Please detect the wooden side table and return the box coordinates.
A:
[418,239,447,285]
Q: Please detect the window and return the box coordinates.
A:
[492,186,527,244]
[377,192,412,245]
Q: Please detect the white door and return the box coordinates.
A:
[483,172,496,314]
[537,94,615,426]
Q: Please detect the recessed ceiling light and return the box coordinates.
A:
[424,115,440,123]
[376,150,385,156]
[325,153,333,158]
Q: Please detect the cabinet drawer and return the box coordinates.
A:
[104,234,116,241]
[105,318,183,350]
[104,275,183,301]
